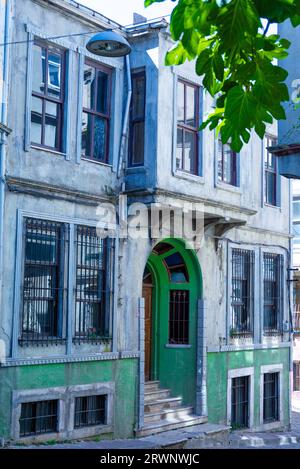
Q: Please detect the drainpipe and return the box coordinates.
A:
[0,0,11,316]
[288,178,293,429]
[117,54,132,182]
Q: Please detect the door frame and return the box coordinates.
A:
[138,238,207,429]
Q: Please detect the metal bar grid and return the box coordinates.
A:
[169,290,189,345]
[231,249,254,336]
[20,218,66,346]
[19,400,58,437]
[231,376,249,429]
[74,395,106,428]
[263,372,279,423]
[73,226,112,344]
[263,253,281,334]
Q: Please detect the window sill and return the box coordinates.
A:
[164,344,192,349]
[173,170,204,184]
[126,166,146,174]
[264,203,281,210]
[81,157,113,169]
[31,145,67,158]
[215,181,242,194]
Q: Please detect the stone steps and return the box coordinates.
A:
[138,380,208,438]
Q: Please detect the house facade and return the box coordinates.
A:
[0,0,292,443]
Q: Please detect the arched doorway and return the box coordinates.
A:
[142,238,202,407]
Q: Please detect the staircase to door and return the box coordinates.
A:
[136,381,207,437]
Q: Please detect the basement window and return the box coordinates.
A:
[263,372,279,423]
[19,400,58,437]
[74,395,106,428]
[231,376,249,429]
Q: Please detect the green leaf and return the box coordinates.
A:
[212,52,224,81]
[165,43,189,66]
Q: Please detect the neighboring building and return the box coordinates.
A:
[0,0,292,444]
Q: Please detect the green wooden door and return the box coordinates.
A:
[147,239,202,407]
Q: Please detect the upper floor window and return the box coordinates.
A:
[81,61,112,163]
[231,249,254,336]
[264,135,278,206]
[176,79,199,175]
[263,253,282,334]
[217,139,238,186]
[129,70,146,167]
[31,41,65,151]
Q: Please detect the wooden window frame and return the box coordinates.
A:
[31,40,65,152]
[129,70,146,167]
[265,135,278,206]
[217,139,237,186]
[81,59,112,163]
[176,79,200,175]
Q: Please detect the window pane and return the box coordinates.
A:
[44,100,59,148]
[184,131,196,174]
[96,71,109,114]
[74,226,107,341]
[223,144,235,184]
[83,64,96,110]
[132,74,145,118]
[81,112,92,158]
[47,51,62,99]
[131,122,145,165]
[20,400,58,437]
[266,172,276,205]
[294,201,300,220]
[186,85,196,127]
[177,81,184,124]
[93,116,106,161]
[22,219,62,343]
[31,96,43,145]
[176,127,183,170]
[32,44,46,94]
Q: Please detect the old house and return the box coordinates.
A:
[0,0,292,443]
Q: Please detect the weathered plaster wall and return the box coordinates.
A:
[0,358,138,440]
[207,348,290,429]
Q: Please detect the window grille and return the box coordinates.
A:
[19,400,58,437]
[263,253,282,334]
[74,226,112,343]
[263,372,279,423]
[231,376,249,429]
[20,218,66,346]
[231,249,254,336]
[169,290,189,345]
[74,395,106,428]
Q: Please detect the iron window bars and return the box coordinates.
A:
[19,400,58,437]
[217,138,237,186]
[20,218,66,346]
[81,60,112,163]
[31,40,65,151]
[20,218,113,347]
[74,226,111,343]
[176,79,200,175]
[231,376,250,429]
[129,70,146,167]
[169,290,189,345]
[263,253,283,334]
[265,135,278,206]
[74,395,106,428]
[263,372,279,423]
[231,249,254,337]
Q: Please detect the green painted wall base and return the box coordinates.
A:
[0,358,138,441]
[207,348,290,428]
